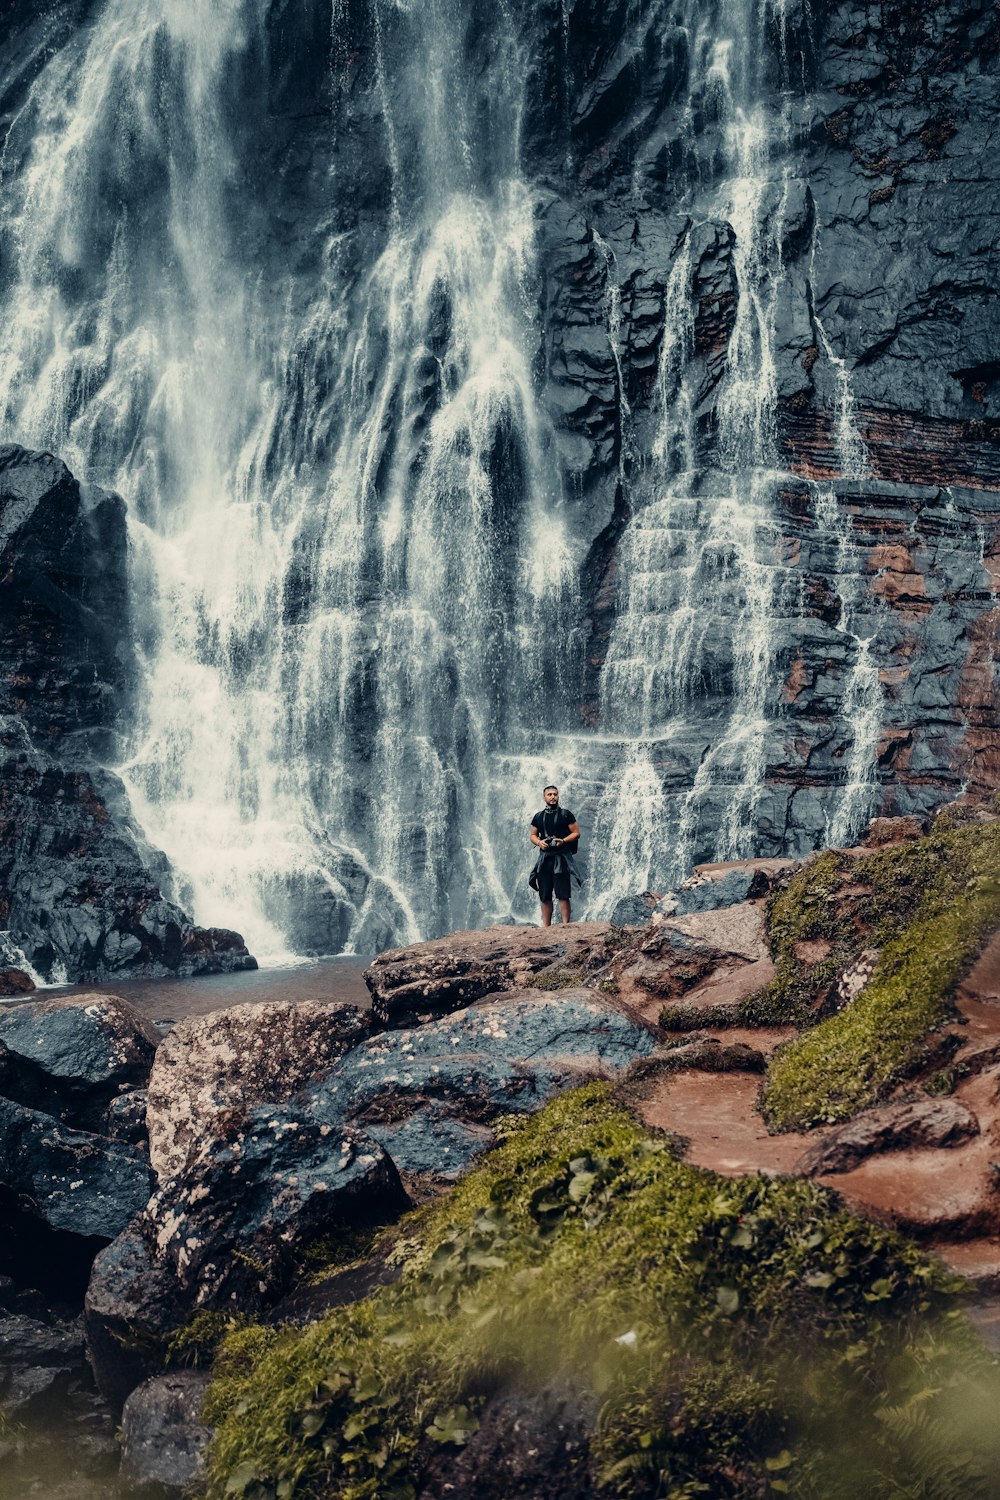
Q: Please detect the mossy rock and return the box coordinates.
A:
[762,822,1000,1131]
[200,1084,1000,1500]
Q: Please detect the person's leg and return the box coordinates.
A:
[540,900,554,927]
[554,870,572,925]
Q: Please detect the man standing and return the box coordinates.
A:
[528,784,581,926]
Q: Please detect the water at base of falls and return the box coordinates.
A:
[0,0,892,957]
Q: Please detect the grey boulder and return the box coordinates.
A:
[120,1372,213,1497]
[0,993,159,1131]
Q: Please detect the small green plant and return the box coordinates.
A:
[166,1311,254,1370]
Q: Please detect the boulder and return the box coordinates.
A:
[0,1312,84,1418]
[0,1096,152,1254]
[86,1120,407,1408]
[797,1099,980,1177]
[0,993,159,1131]
[309,989,657,1179]
[120,1373,213,1497]
[672,869,771,916]
[609,894,656,928]
[363,923,610,1026]
[0,967,34,996]
[146,999,370,1182]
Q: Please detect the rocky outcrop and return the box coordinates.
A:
[145,999,371,1182]
[796,1097,980,1176]
[85,1121,407,1409]
[310,988,657,1180]
[0,446,255,981]
[364,923,612,1025]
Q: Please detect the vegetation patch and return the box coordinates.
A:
[527,967,585,991]
[201,1084,1000,1500]
[763,822,1000,1130]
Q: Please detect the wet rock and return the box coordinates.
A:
[364,923,610,1026]
[120,1372,213,1497]
[0,1311,84,1425]
[609,894,656,928]
[86,1121,406,1408]
[310,989,657,1180]
[672,868,771,916]
[145,999,370,1182]
[1,1361,73,1417]
[0,1096,152,1243]
[797,1098,980,1177]
[105,1087,149,1149]
[0,445,257,986]
[0,966,34,996]
[0,993,159,1131]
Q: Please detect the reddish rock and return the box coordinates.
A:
[363,922,611,1026]
[0,967,34,996]
[796,1099,980,1177]
[862,815,928,847]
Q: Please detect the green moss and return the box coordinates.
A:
[166,1312,255,1370]
[763,824,1000,1130]
[200,1085,999,1500]
[527,968,584,990]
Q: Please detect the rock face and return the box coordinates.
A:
[0,993,159,1131]
[85,1121,407,1408]
[2,0,999,950]
[364,924,612,1026]
[145,998,371,1182]
[312,988,658,1179]
[0,446,255,981]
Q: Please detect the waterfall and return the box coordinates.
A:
[591,0,801,905]
[0,0,586,955]
[0,0,886,954]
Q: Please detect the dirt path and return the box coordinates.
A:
[634,928,1000,1287]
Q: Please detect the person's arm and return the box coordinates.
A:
[529,819,545,849]
[557,821,580,848]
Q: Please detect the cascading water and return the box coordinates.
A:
[592,0,801,906]
[0,0,584,956]
[0,0,889,956]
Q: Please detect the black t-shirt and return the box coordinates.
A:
[531,806,577,851]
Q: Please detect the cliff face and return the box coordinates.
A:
[0,0,998,957]
[531,0,1000,853]
[0,447,253,983]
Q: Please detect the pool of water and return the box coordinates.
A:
[6,955,373,1024]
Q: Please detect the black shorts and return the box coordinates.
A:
[536,859,571,903]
